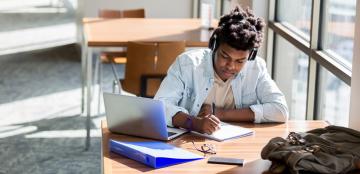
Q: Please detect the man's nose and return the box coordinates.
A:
[226,60,235,70]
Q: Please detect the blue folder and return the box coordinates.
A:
[109,139,204,168]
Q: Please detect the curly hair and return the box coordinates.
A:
[210,6,265,51]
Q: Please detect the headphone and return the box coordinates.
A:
[208,33,257,61]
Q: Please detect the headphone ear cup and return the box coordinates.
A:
[212,38,217,51]
[209,37,214,50]
[208,33,218,51]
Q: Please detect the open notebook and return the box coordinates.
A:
[191,122,253,141]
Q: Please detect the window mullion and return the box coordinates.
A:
[349,0,360,130]
[266,0,276,77]
[306,0,321,120]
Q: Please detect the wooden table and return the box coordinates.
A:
[81,18,217,149]
[83,18,217,47]
[101,120,330,174]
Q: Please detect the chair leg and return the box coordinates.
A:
[110,61,122,94]
[112,79,118,93]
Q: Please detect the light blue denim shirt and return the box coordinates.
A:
[154,49,288,126]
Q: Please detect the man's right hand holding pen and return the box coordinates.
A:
[172,103,222,135]
[192,103,221,134]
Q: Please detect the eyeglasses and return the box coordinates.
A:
[191,141,216,156]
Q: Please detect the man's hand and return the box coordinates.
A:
[197,104,212,117]
[192,114,221,134]
[198,104,225,120]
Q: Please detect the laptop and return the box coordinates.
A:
[103,92,187,141]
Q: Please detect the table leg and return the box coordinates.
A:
[85,47,92,150]
[81,41,87,115]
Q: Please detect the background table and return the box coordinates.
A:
[81,18,216,149]
[101,120,330,174]
[84,18,217,47]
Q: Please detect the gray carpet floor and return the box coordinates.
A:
[0,44,123,174]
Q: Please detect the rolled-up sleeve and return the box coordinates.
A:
[154,57,189,127]
[249,61,289,123]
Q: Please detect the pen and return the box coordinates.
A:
[212,102,222,127]
[212,102,215,115]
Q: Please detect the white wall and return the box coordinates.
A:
[81,0,193,18]
[252,0,268,60]
[349,1,360,131]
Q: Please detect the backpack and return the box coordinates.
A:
[261,126,360,174]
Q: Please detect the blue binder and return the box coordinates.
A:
[109,139,203,168]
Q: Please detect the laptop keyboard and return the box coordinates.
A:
[167,131,177,137]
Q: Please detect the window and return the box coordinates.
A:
[277,0,312,40]
[317,67,350,126]
[322,0,356,69]
[269,0,356,124]
[274,35,308,120]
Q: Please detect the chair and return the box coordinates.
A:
[98,8,145,64]
[98,8,145,18]
[141,42,186,97]
[98,9,121,18]
[120,8,145,18]
[122,41,185,97]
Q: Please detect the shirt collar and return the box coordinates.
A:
[214,71,234,85]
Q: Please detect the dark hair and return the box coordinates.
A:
[209,6,265,51]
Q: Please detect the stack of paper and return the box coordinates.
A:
[109,140,203,168]
[192,122,253,141]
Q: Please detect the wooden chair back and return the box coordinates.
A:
[122,42,157,96]
[145,41,185,97]
[122,41,185,97]
[99,8,145,18]
[156,41,185,74]
[121,8,145,18]
[98,9,121,18]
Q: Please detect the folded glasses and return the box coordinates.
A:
[191,141,216,156]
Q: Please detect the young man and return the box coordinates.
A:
[154,6,288,134]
